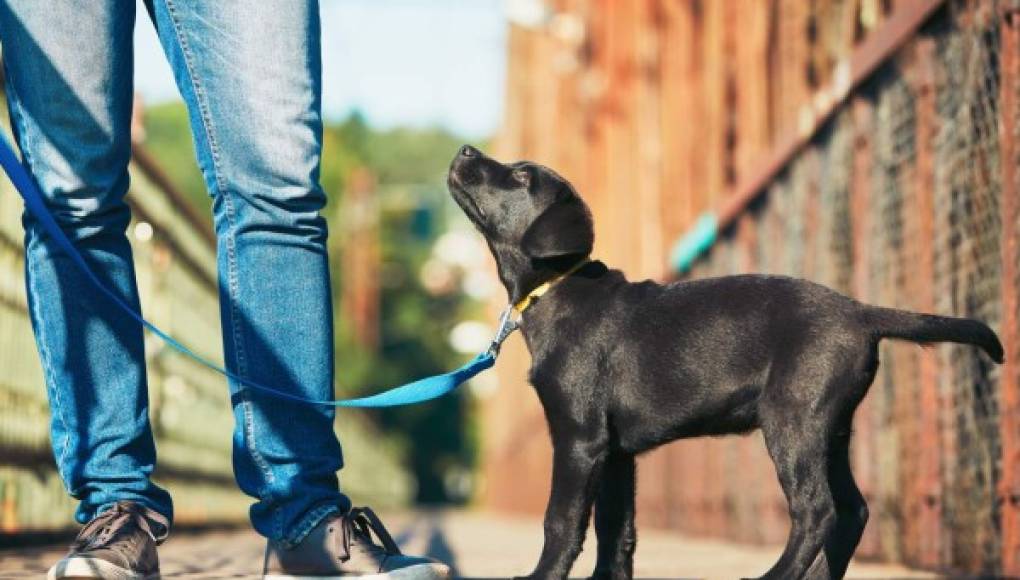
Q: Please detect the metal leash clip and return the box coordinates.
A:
[486,304,521,358]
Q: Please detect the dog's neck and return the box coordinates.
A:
[487,242,588,307]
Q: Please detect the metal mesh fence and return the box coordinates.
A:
[820,113,856,296]
[680,1,1018,573]
[932,4,1004,569]
[492,0,1019,574]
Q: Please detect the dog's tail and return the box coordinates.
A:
[861,305,1004,363]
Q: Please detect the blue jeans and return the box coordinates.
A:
[0,0,350,544]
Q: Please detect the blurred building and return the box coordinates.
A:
[484,0,1019,575]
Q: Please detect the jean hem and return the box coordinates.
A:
[278,503,343,549]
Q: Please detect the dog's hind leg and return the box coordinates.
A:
[802,431,869,580]
[756,415,839,579]
[592,451,636,580]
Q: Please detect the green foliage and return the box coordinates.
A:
[328,113,483,504]
[320,111,369,212]
[142,103,211,216]
[141,106,485,505]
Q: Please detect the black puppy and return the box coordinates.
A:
[447,145,1004,580]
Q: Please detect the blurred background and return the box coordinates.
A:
[1,0,1019,577]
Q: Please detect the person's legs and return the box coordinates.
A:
[0,1,173,524]
[146,0,349,544]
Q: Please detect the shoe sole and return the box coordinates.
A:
[263,563,452,580]
[47,557,160,580]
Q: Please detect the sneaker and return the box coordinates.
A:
[263,506,451,580]
[47,500,169,580]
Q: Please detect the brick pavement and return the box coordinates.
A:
[0,510,935,579]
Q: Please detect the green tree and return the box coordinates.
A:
[142,107,486,505]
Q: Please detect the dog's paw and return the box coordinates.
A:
[513,568,573,580]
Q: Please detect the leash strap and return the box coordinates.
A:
[0,132,497,407]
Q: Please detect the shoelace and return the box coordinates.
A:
[71,502,169,552]
[336,507,402,561]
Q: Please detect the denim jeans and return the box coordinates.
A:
[0,0,350,544]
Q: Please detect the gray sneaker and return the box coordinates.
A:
[263,507,451,580]
[47,500,169,580]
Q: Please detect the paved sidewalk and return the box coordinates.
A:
[0,510,934,579]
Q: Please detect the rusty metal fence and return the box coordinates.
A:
[490,0,1019,575]
[671,2,1017,574]
[673,2,1015,566]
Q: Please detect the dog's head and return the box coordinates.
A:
[447,146,594,299]
[447,145,594,300]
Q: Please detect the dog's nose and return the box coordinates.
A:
[460,145,478,158]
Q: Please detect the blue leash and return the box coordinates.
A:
[0,132,507,407]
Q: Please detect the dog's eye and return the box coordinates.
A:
[512,169,530,186]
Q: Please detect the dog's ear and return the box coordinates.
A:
[521,199,594,260]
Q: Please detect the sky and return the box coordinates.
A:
[133,0,507,139]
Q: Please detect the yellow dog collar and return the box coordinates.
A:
[513,259,591,314]
[485,259,591,357]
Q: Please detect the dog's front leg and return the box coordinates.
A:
[522,438,607,580]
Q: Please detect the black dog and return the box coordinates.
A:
[447,145,1004,580]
